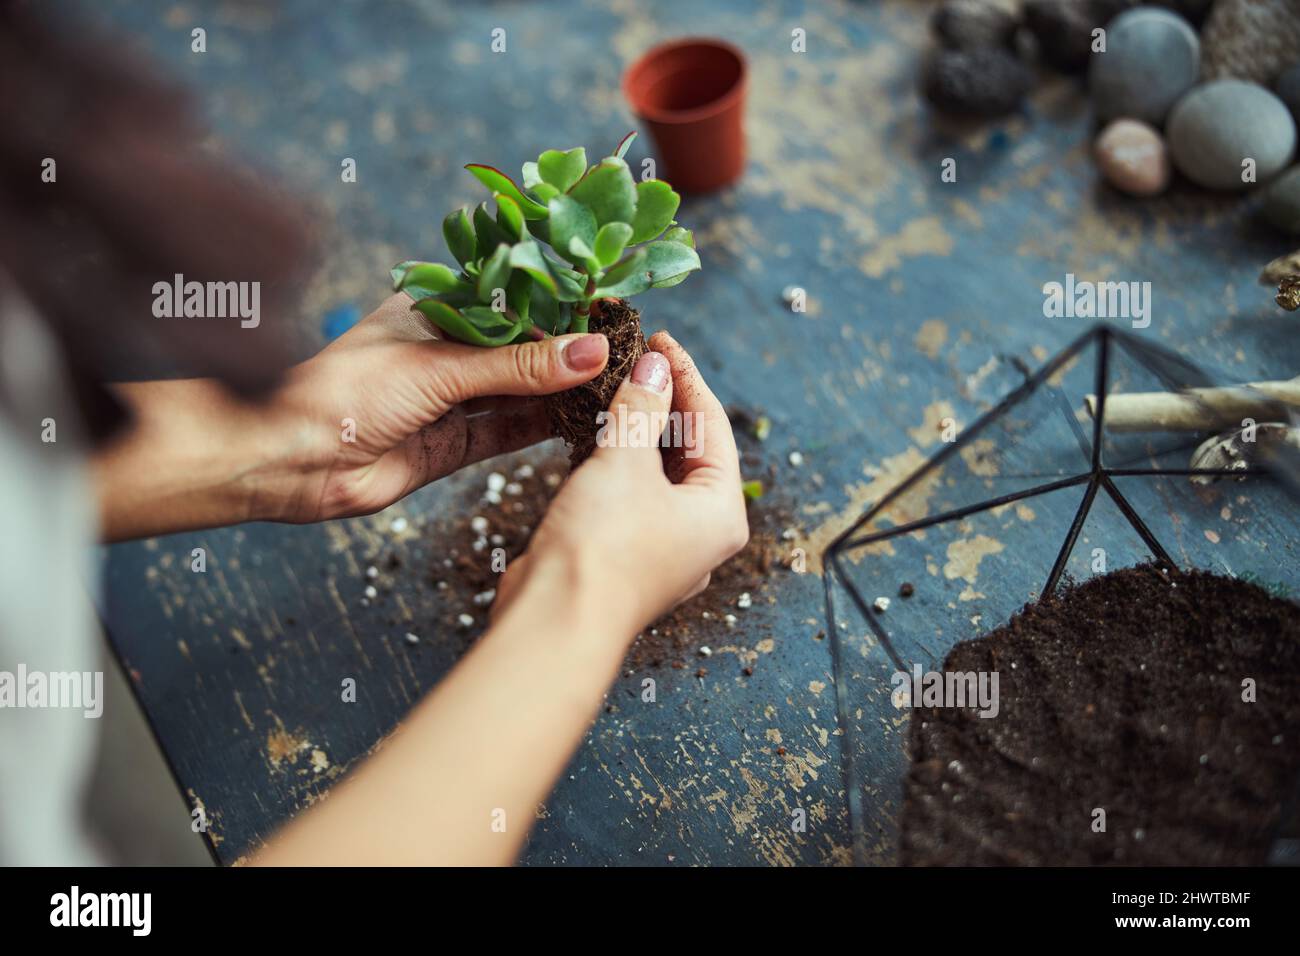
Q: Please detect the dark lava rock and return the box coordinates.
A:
[1152,0,1214,25]
[922,47,1034,116]
[931,0,1020,51]
[1279,62,1300,119]
[1024,0,1135,73]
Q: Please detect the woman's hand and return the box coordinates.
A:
[95,294,609,540]
[493,330,749,638]
[252,330,749,866]
[262,294,611,522]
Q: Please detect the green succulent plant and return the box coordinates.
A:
[391,133,700,346]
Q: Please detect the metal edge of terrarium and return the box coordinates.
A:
[823,326,1104,568]
[824,323,1300,865]
[821,326,1104,866]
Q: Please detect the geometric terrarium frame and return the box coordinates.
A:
[821,325,1300,865]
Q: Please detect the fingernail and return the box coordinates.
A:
[562,334,607,371]
[631,351,670,392]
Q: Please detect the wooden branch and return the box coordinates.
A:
[1084,377,1300,432]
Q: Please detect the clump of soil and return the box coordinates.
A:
[416,404,799,671]
[627,487,794,671]
[545,298,646,466]
[901,564,1300,866]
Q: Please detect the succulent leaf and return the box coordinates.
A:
[465,164,549,219]
[567,236,603,275]
[594,248,650,298]
[476,243,512,303]
[473,202,513,260]
[414,299,522,346]
[506,270,532,325]
[643,239,701,286]
[661,225,694,248]
[537,147,587,192]
[568,157,636,227]
[547,195,597,263]
[614,131,637,160]
[494,193,527,241]
[462,305,519,329]
[530,183,560,203]
[508,240,559,296]
[629,180,680,244]
[529,282,562,334]
[442,209,476,267]
[391,261,468,300]
[592,222,633,267]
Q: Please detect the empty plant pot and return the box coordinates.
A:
[622,37,747,194]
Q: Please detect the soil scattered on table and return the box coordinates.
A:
[901,564,1300,865]
[413,404,798,672]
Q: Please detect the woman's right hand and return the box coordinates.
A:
[493,330,749,638]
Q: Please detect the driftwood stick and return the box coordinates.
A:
[1084,377,1300,432]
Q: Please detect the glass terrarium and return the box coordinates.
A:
[822,325,1300,866]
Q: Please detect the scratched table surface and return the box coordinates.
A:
[89,0,1300,865]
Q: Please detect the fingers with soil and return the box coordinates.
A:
[592,350,674,473]
[649,330,741,489]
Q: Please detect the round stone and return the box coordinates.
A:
[1094,119,1171,196]
[1090,7,1200,126]
[1201,0,1300,87]
[1167,80,1297,190]
[1260,165,1300,233]
[922,46,1034,116]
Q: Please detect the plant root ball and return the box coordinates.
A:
[543,298,647,467]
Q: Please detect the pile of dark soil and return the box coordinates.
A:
[901,564,1300,866]
[545,298,646,466]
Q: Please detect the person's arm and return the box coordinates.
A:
[251,332,747,865]
[250,547,629,866]
[93,377,301,541]
[93,293,609,541]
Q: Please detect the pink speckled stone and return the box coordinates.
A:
[1094,118,1172,198]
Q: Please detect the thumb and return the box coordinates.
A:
[430,332,609,404]
[592,350,674,470]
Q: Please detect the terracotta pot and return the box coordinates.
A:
[622,38,747,194]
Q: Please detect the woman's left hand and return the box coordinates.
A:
[266,294,609,522]
[96,294,609,539]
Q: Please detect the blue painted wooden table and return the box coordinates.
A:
[93,0,1300,865]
